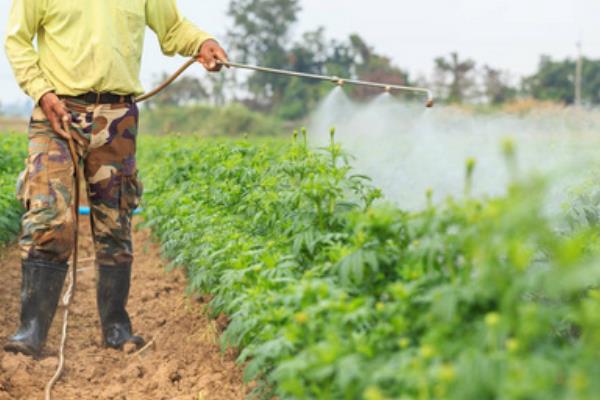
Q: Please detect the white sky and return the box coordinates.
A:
[1,0,599,105]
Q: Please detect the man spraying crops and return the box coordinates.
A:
[3,0,228,357]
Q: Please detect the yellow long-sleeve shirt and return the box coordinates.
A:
[4,0,214,103]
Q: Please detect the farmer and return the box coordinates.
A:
[4,0,228,357]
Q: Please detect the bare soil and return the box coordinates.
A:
[0,220,247,400]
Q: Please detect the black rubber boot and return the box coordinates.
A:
[4,259,68,357]
[97,265,144,350]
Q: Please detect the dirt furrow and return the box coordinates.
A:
[0,219,247,400]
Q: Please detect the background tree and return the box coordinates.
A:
[522,56,575,104]
[482,66,517,105]
[523,55,600,105]
[278,29,332,119]
[145,74,208,109]
[205,69,239,107]
[434,52,476,103]
[276,32,411,116]
[227,0,301,110]
[582,59,600,105]
[347,34,409,100]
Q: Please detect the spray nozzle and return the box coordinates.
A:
[330,76,345,86]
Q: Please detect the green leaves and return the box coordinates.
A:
[0,134,27,245]
[139,134,600,400]
[337,248,379,286]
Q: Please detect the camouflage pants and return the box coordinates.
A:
[17,98,142,268]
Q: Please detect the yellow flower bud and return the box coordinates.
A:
[485,312,500,327]
[420,344,436,359]
[439,364,456,382]
[294,312,308,324]
[506,338,519,353]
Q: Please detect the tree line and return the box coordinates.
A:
[148,0,599,118]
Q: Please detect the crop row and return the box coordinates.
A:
[0,134,26,244]
[139,133,600,400]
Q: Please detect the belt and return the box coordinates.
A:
[62,92,135,105]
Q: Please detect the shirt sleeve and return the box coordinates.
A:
[146,0,215,57]
[4,0,54,104]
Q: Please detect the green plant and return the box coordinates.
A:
[139,133,600,400]
[0,133,27,244]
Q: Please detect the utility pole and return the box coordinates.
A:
[575,41,583,107]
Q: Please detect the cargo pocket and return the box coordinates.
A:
[16,165,30,210]
[120,172,143,214]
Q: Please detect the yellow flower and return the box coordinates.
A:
[439,364,456,382]
[506,338,519,353]
[588,288,600,300]
[419,344,436,359]
[569,372,589,392]
[364,386,386,400]
[294,312,308,324]
[484,312,500,327]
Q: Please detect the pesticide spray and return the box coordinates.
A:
[308,90,600,212]
[162,59,600,213]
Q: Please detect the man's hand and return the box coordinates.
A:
[39,92,71,140]
[197,39,229,72]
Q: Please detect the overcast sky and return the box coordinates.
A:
[1,0,599,105]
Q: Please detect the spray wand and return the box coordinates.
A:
[219,61,434,107]
[136,58,435,107]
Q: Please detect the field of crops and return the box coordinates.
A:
[1,131,599,399]
[139,132,600,399]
